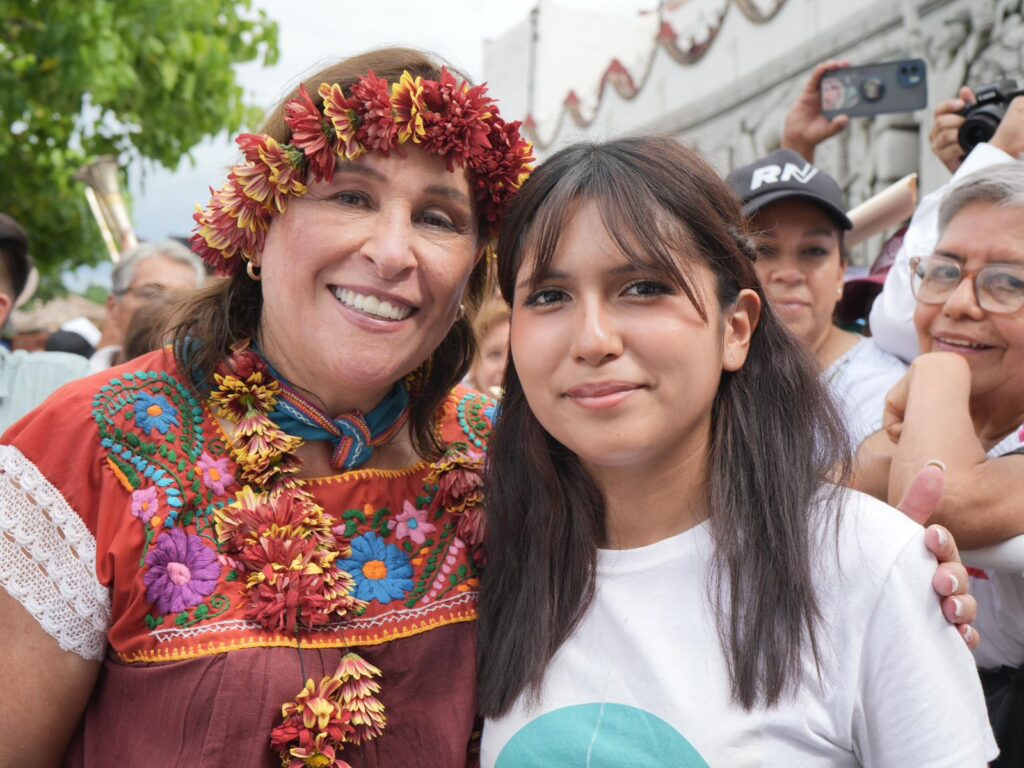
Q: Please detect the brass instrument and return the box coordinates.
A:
[75,156,138,262]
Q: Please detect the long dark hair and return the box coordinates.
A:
[170,47,488,460]
[477,137,851,715]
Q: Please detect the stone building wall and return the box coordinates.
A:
[488,0,1024,264]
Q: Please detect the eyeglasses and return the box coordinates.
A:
[909,254,1024,314]
[114,283,169,302]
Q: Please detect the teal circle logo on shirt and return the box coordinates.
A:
[495,703,710,767]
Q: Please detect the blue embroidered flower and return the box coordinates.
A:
[337,532,414,604]
[134,393,180,436]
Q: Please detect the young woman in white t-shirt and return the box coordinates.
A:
[477,137,996,766]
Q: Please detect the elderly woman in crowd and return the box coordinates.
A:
[0,47,531,767]
[855,162,1024,763]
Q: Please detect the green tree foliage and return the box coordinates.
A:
[0,0,279,281]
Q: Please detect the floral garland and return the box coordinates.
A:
[191,69,534,277]
[210,343,386,766]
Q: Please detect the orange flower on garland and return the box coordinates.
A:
[269,653,385,765]
[391,71,427,144]
[191,180,270,274]
[235,134,308,214]
[215,486,328,552]
[211,344,388,763]
[320,82,365,161]
[286,732,352,768]
[420,69,496,171]
[210,367,304,487]
[336,652,387,744]
[285,83,336,183]
[468,116,535,227]
[242,536,360,634]
[348,70,399,155]
[427,449,486,551]
[427,449,484,516]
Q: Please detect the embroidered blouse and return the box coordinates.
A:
[0,348,496,767]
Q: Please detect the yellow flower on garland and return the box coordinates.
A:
[391,71,427,144]
[211,370,279,421]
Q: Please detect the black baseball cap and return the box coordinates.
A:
[726,149,853,230]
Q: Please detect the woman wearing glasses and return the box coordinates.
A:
[854,162,1024,764]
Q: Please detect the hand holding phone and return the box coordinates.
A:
[820,59,928,119]
[782,60,852,162]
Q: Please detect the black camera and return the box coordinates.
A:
[958,78,1024,153]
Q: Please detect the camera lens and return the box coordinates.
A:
[958,106,1005,153]
[861,77,885,102]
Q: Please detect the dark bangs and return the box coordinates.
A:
[497,141,723,322]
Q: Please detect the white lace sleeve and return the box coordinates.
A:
[0,445,110,661]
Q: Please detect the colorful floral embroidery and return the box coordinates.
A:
[131,486,160,523]
[338,532,414,604]
[391,500,437,545]
[93,360,484,764]
[144,529,222,614]
[133,392,181,436]
[456,392,496,450]
[197,451,235,496]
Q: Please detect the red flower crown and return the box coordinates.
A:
[191,69,534,277]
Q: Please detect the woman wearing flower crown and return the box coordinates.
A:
[0,48,529,767]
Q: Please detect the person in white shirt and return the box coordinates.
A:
[726,149,907,448]
[477,136,996,767]
[854,163,1024,764]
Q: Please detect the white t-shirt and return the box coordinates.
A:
[482,490,996,767]
[970,428,1024,671]
[826,338,907,448]
[869,142,1018,363]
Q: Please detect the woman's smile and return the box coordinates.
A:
[331,286,417,322]
[564,381,645,411]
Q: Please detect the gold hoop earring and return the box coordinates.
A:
[246,260,262,281]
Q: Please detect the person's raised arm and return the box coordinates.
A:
[929,87,976,174]
[781,60,850,163]
[885,352,1024,548]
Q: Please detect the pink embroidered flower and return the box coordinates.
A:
[391,500,437,546]
[131,486,160,523]
[144,530,222,614]
[197,452,235,496]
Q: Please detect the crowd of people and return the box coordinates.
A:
[0,45,1021,767]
